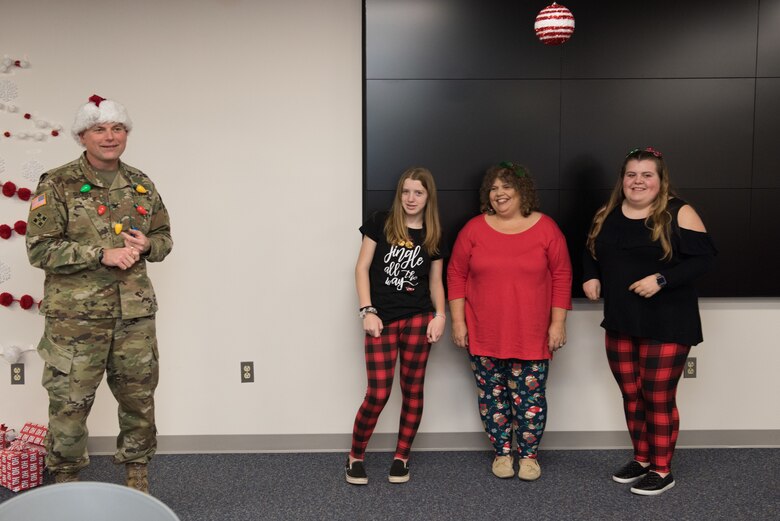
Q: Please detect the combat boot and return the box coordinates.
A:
[126,462,149,493]
[53,471,80,483]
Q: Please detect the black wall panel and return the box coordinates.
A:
[758,0,780,77]
[561,79,755,189]
[561,0,758,79]
[674,189,752,296]
[366,0,560,79]
[365,0,779,297]
[366,80,560,190]
[749,189,780,295]
[558,189,612,298]
[753,79,780,188]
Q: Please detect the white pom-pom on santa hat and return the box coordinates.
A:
[71,94,133,143]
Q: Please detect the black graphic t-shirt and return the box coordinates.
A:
[360,212,442,323]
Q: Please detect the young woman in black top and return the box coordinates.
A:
[346,167,445,485]
[583,148,716,496]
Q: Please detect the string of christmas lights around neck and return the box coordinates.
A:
[79,181,151,235]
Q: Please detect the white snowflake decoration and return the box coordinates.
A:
[0,261,10,285]
[22,159,46,182]
[0,80,18,102]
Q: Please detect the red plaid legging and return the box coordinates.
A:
[350,312,432,460]
[606,331,691,473]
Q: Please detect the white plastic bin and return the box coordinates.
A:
[0,482,180,521]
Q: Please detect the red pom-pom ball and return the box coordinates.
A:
[14,221,27,235]
[2,181,16,197]
[534,3,575,46]
[0,224,11,239]
[17,187,31,201]
[0,292,13,307]
[19,295,34,310]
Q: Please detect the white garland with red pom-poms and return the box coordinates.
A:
[534,3,575,46]
[1,101,63,140]
[0,56,30,74]
[0,291,40,310]
[0,342,36,364]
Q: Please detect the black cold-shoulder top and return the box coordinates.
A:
[583,198,717,346]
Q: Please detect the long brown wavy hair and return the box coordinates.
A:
[586,148,676,260]
[384,167,441,255]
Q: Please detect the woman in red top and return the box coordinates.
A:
[448,162,572,481]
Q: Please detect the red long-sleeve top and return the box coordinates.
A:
[447,214,572,360]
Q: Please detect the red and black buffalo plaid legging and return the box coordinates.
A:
[350,312,433,461]
[606,331,691,473]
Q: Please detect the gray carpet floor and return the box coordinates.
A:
[1,449,778,520]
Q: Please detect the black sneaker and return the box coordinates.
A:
[388,459,410,484]
[612,460,650,484]
[345,459,368,485]
[630,471,675,496]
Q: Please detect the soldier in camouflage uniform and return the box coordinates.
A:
[25,95,172,493]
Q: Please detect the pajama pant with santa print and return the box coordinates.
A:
[469,354,548,459]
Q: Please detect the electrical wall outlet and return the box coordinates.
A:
[11,363,24,385]
[241,361,254,383]
[684,357,697,378]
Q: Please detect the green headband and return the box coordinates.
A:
[626,147,663,159]
[499,161,527,178]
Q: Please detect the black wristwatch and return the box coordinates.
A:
[655,273,667,288]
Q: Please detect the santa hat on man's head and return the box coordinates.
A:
[71,94,133,143]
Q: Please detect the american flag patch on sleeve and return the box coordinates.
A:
[30,193,47,210]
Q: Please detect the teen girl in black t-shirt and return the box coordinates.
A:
[345,167,445,485]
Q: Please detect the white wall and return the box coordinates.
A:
[1,1,777,447]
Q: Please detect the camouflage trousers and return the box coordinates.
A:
[37,315,159,473]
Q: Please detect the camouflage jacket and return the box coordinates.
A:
[26,154,173,319]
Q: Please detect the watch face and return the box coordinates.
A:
[656,274,667,287]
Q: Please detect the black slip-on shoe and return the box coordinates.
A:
[388,459,410,484]
[630,471,675,496]
[612,460,650,484]
[345,458,368,485]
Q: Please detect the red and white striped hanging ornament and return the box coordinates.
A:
[534,3,575,46]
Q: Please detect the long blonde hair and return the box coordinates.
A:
[384,167,441,255]
[586,148,675,261]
